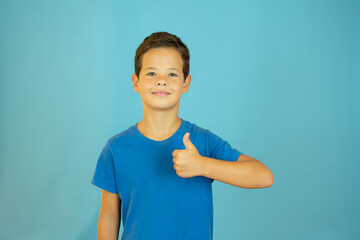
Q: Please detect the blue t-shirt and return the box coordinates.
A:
[92,119,242,240]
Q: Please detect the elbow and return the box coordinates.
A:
[254,159,273,188]
[264,170,274,187]
[251,172,273,189]
[266,177,273,187]
[256,169,273,188]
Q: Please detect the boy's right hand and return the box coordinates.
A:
[172,132,207,178]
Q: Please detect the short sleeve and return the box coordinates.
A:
[207,130,242,162]
[91,141,118,194]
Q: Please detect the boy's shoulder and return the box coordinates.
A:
[188,120,210,134]
[106,125,135,146]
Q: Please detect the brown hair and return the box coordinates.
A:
[134,32,190,81]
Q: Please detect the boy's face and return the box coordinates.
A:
[132,47,192,112]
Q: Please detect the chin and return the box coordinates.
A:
[149,103,179,111]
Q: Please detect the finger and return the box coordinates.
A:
[183,132,195,150]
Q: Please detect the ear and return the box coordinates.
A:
[182,74,192,93]
[132,73,140,93]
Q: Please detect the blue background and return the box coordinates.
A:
[0,0,359,239]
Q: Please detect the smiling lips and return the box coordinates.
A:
[152,91,170,96]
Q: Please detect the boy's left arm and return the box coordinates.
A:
[172,133,273,189]
[201,154,273,189]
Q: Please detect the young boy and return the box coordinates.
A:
[92,32,273,240]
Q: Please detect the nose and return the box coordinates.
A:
[156,79,167,86]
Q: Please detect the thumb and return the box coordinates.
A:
[183,132,195,150]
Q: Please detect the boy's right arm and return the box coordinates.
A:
[98,189,121,240]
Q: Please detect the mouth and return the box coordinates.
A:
[152,91,171,96]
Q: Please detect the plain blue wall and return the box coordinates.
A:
[0,0,359,239]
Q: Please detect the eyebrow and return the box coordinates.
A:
[145,67,180,71]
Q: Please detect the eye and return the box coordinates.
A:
[147,72,156,76]
[169,73,178,77]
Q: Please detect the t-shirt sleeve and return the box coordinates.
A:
[206,130,243,183]
[207,130,242,162]
[91,141,118,194]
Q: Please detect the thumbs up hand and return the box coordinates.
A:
[172,132,206,178]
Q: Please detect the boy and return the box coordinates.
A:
[92,32,273,240]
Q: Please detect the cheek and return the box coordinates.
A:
[172,82,183,91]
[141,81,153,91]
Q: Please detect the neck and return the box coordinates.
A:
[137,108,182,140]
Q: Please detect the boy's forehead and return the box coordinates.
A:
[142,47,183,68]
[143,47,181,58]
